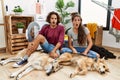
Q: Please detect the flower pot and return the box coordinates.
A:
[18,28,23,34]
[15,12,22,15]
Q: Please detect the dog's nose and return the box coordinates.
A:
[46,71,51,76]
[46,65,54,76]
[100,71,105,74]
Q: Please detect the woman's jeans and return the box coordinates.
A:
[61,47,97,58]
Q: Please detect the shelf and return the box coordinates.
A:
[4,15,34,54]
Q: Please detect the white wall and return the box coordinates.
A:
[1,0,120,48]
[102,31,120,48]
[3,0,78,15]
[102,0,120,48]
[0,26,5,48]
[0,0,78,48]
[81,0,108,27]
[80,0,120,48]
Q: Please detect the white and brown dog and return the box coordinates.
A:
[0,49,62,80]
[55,52,110,78]
[0,50,109,79]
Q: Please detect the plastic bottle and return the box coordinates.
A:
[36,0,41,14]
[6,5,9,15]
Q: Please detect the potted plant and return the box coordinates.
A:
[55,0,75,47]
[55,0,75,33]
[13,6,24,15]
[16,22,24,34]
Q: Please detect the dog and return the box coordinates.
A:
[55,52,110,78]
[9,49,51,80]
[93,57,110,74]
[0,49,62,80]
[0,50,109,79]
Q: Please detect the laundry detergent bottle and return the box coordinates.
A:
[36,0,41,14]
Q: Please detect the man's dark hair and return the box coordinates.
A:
[46,11,61,25]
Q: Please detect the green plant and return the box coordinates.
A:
[16,22,24,28]
[13,6,24,12]
[55,0,75,29]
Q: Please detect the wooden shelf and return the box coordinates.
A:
[4,15,34,54]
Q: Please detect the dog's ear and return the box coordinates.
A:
[100,57,105,63]
[101,57,110,72]
[106,68,110,72]
[102,57,105,60]
[93,58,98,62]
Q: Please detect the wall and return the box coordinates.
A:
[102,0,120,48]
[81,0,108,27]
[3,0,78,15]
[0,25,5,48]
[0,0,78,48]
[0,0,120,48]
[102,31,120,48]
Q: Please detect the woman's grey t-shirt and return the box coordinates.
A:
[67,27,90,47]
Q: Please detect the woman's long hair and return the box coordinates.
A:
[71,12,86,45]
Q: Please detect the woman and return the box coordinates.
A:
[62,12,99,58]
[13,11,65,67]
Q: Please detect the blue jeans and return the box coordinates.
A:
[61,47,97,58]
[41,40,60,55]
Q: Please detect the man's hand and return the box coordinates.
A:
[72,48,78,54]
[49,51,59,59]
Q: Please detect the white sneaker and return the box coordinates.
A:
[12,63,21,68]
[12,58,27,68]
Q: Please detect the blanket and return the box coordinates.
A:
[91,45,116,60]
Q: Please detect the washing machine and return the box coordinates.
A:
[26,14,48,50]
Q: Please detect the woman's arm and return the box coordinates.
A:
[68,36,77,53]
[83,33,93,55]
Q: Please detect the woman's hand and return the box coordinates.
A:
[82,51,87,56]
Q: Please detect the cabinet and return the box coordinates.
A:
[4,15,34,54]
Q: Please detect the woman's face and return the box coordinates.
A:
[50,14,57,26]
[72,16,81,29]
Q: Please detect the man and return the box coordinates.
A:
[13,11,65,67]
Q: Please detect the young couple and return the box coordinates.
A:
[13,11,99,67]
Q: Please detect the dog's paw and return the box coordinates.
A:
[10,73,17,78]
[70,73,75,78]
[0,61,6,65]
[10,75,15,78]
[16,74,22,80]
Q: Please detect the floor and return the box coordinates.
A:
[0,48,120,80]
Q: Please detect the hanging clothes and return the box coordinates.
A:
[112,9,120,30]
[87,23,97,39]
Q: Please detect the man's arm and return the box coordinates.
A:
[50,26,65,58]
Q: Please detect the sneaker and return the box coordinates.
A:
[12,58,27,68]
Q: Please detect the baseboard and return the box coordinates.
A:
[103,46,120,52]
[0,47,6,53]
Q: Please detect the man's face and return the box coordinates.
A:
[50,14,57,26]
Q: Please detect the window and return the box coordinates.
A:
[79,0,111,30]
